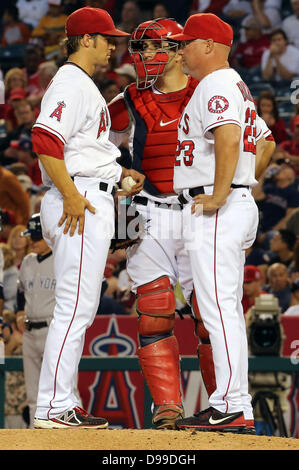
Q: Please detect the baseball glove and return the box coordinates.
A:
[110,192,145,252]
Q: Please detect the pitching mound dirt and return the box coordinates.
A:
[0,428,298,451]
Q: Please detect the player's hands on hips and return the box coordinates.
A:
[59,192,96,236]
[121,168,145,195]
[191,194,226,215]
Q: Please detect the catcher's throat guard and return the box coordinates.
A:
[129,18,182,90]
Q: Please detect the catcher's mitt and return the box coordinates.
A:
[110,193,146,252]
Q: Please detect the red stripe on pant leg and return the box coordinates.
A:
[47,191,87,419]
[213,209,232,413]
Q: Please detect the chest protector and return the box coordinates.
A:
[124,77,198,196]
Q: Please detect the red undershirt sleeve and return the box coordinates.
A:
[32,127,65,160]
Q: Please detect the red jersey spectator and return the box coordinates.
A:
[3,88,27,133]
[256,90,288,144]
[1,5,31,46]
[242,265,266,315]
[279,116,299,175]
[230,17,270,69]
[190,0,230,14]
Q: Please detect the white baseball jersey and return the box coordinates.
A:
[18,252,55,322]
[33,62,122,186]
[174,68,262,192]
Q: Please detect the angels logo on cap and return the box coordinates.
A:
[208,96,229,114]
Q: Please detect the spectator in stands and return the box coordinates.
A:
[116,0,141,33]
[31,0,67,59]
[245,239,269,283]
[0,100,38,167]
[10,136,42,187]
[7,225,31,269]
[286,208,299,237]
[0,166,30,226]
[268,229,297,268]
[253,163,299,235]
[23,46,43,97]
[99,79,120,104]
[261,29,299,84]
[16,0,49,30]
[0,243,18,312]
[85,0,115,18]
[249,0,281,32]
[288,240,299,281]
[0,209,17,244]
[113,35,132,66]
[0,5,31,47]
[222,0,252,21]
[263,262,292,312]
[4,68,27,101]
[27,60,58,109]
[242,265,266,315]
[153,2,170,18]
[289,102,299,136]
[4,87,27,133]
[114,63,136,91]
[256,90,288,144]
[282,0,299,50]
[284,279,299,315]
[230,16,270,76]
[279,116,299,175]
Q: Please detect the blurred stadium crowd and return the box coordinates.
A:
[0,0,299,428]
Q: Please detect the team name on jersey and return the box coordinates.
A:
[97,107,109,138]
[178,113,190,135]
[24,277,56,290]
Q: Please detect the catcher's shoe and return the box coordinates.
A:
[175,407,246,433]
[34,407,108,429]
[153,404,184,430]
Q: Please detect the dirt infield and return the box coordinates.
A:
[0,428,298,450]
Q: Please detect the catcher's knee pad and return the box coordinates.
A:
[191,288,210,342]
[137,276,176,337]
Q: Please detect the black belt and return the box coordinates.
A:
[71,177,116,197]
[178,184,249,205]
[25,320,48,331]
[133,195,184,210]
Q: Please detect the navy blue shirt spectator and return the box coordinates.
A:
[263,262,292,312]
[253,165,299,233]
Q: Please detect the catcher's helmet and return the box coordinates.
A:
[22,213,43,239]
[129,18,183,89]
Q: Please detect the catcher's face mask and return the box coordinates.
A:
[129,18,183,90]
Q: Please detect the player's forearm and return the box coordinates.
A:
[37,154,79,198]
[255,139,276,179]
[212,125,241,203]
[251,0,271,28]
[274,58,295,80]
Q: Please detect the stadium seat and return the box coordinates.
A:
[248,82,275,98]
[0,44,26,74]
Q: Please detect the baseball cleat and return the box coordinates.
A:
[34,406,108,429]
[243,419,256,435]
[175,406,246,433]
[153,404,184,430]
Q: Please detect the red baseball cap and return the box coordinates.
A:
[244,265,262,283]
[65,7,130,37]
[169,13,233,47]
[9,88,26,100]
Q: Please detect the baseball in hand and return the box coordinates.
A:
[121,176,136,192]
